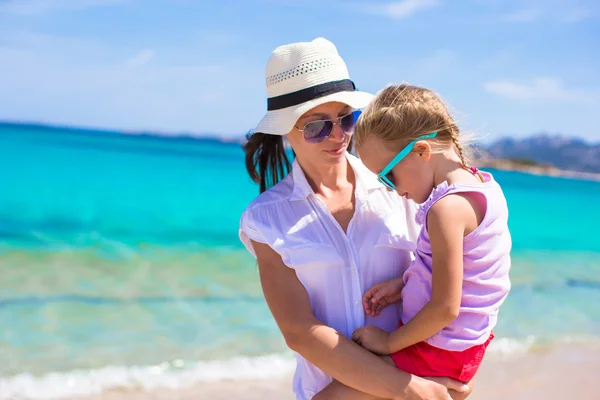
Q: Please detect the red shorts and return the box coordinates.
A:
[390,323,494,383]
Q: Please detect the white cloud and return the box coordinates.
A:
[484,78,596,103]
[1,30,102,51]
[414,49,457,76]
[560,7,592,22]
[503,8,541,22]
[125,49,155,69]
[362,0,441,19]
[0,0,128,16]
[0,30,257,135]
[501,4,594,23]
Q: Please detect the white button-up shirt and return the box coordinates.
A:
[239,152,421,400]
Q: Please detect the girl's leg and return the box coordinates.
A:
[312,356,395,400]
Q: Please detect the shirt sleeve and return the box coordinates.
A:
[238,208,268,258]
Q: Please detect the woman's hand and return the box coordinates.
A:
[403,376,470,400]
[362,277,405,316]
[352,325,392,355]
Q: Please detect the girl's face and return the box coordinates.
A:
[357,135,436,204]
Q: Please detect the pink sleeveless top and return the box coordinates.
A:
[400,171,512,351]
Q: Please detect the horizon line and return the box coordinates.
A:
[0,119,247,143]
[1,119,597,146]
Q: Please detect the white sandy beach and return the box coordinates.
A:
[72,343,599,400]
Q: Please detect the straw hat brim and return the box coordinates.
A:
[254,90,374,136]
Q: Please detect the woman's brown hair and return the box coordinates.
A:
[243,132,294,193]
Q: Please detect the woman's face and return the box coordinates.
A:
[286,102,355,167]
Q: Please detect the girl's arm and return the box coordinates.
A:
[385,194,469,352]
[250,239,469,400]
[363,277,405,317]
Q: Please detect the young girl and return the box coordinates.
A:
[314,84,512,399]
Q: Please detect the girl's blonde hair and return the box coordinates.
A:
[354,83,474,169]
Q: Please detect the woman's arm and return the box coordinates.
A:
[251,239,468,400]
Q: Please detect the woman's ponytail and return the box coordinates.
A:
[243,132,293,193]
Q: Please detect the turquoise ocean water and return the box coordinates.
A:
[1,124,599,398]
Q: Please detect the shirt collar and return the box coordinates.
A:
[290,157,312,201]
[290,152,385,201]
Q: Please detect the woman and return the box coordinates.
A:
[239,37,475,400]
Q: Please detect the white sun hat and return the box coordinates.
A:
[255,37,374,135]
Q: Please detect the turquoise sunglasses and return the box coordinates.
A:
[378,132,438,191]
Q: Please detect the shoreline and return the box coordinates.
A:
[479,159,600,182]
[65,342,599,400]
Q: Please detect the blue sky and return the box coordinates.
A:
[0,0,598,142]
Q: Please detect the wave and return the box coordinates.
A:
[0,353,296,400]
[0,294,265,308]
[0,215,240,248]
[2,275,600,310]
[2,336,599,400]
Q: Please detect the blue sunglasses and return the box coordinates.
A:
[297,110,362,144]
[377,132,438,191]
